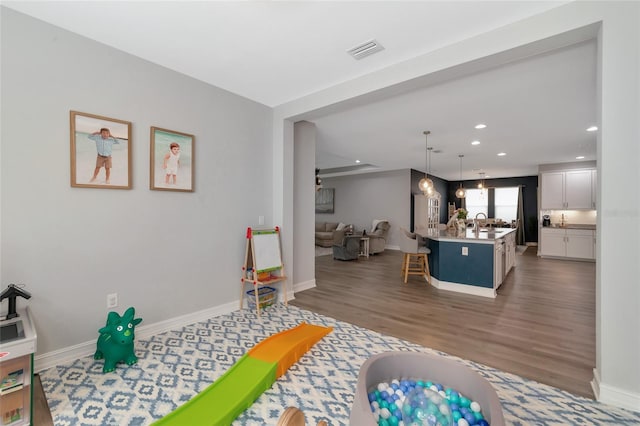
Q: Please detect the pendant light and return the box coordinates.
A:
[455,155,466,198]
[477,172,486,195]
[418,130,434,195]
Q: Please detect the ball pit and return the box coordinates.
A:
[350,352,504,426]
[368,378,493,425]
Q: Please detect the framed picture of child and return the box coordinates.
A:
[150,126,194,192]
[70,111,132,189]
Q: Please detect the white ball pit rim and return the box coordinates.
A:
[350,351,505,426]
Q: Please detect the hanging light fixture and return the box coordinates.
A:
[455,155,466,198]
[418,130,434,195]
[477,172,486,194]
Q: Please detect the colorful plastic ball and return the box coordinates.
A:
[470,401,481,412]
[459,396,471,408]
[463,411,475,424]
[380,408,391,419]
[476,420,489,426]
[402,387,453,426]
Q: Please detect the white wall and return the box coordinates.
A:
[1,8,273,355]
[316,170,411,248]
[275,1,640,411]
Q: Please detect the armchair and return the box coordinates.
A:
[332,235,360,261]
[367,220,390,254]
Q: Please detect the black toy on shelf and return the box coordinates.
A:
[0,284,32,320]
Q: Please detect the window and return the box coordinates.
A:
[464,189,488,219]
[494,187,519,222]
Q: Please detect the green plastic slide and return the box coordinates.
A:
[152,354,277,425]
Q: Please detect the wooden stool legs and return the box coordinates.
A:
[401,253,430,284]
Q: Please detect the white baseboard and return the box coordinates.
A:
[592,368,640,413]
[293,279,316,293]
[35,280,321,373]
[430,277,497,298]
[34,301,238,372]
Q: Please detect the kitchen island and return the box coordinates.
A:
[417,227,517,298]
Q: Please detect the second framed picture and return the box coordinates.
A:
[150,127,194,192]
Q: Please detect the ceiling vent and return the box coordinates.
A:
[347,39,384,60]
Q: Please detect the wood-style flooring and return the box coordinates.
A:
[291,247,596,399]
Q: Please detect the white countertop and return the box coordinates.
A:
[418,227,517,244]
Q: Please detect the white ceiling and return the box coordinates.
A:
[4,1,596,181]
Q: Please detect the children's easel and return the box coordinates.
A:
[240,227,287,316]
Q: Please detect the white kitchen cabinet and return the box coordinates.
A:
[566,229,594,259]
[540,228,595,260]
[540,169,594,210]
[565,170,593,209]
[504,231,516,276]
[494,239,504,288]
[540,172,565,209]
[540,228,566,257]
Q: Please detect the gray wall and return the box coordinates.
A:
[293,122,316,286]
[316,170,411,248]
[1,8,273,355]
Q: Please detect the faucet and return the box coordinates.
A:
[474,212,487,230]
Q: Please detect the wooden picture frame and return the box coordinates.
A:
[315,188,335,213]
[150,127,194,192]
[70,111,132,189]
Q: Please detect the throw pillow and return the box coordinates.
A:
[371,219,387,233]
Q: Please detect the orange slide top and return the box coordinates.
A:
[248,322,333,378]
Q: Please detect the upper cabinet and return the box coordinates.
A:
[540,168,596,210]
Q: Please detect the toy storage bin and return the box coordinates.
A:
[246,286,277,311]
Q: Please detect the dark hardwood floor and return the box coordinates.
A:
[291,247,596,399]
[33,373,53,426]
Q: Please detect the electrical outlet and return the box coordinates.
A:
[107,293,118,308]
[462,247,468,256]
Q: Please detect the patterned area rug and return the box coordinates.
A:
[40,305,640,425]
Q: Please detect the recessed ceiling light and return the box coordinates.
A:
[475,124,487,129]
[586,126,598,132]
[576,156,585,160]
[471,140,480,145]
[355,159,361,163]
[497,152,506,156]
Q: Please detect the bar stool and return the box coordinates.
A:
[399,228,431,284]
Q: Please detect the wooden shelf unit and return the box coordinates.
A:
[0,308,36,426]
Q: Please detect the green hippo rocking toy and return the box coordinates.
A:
[94,306,143,373]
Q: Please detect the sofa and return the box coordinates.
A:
[315,222,353,247]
